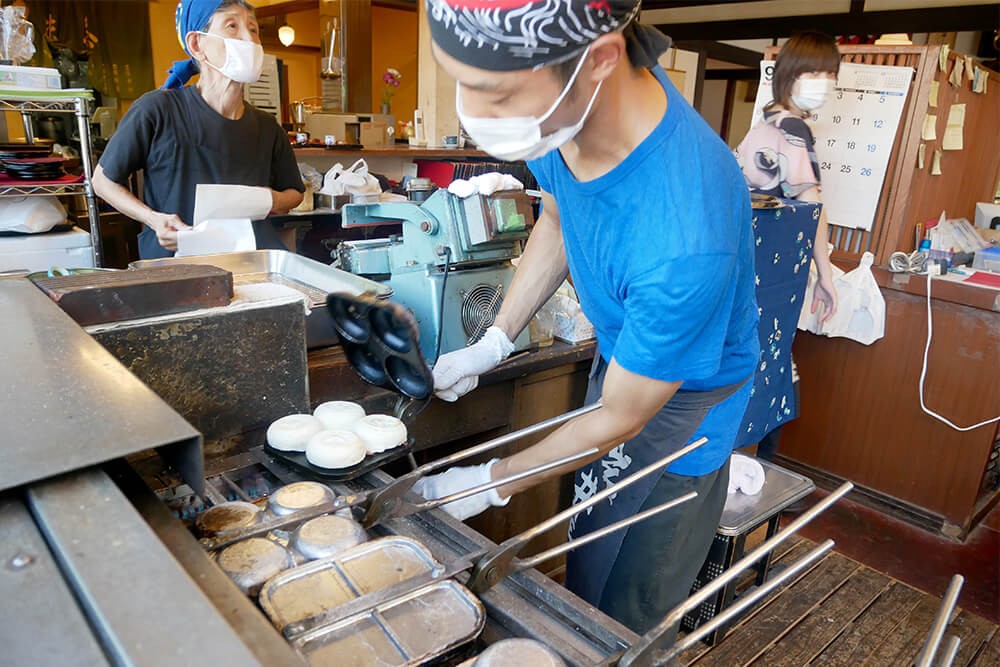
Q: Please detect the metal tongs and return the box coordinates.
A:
[279,436,709,639]
[594,481,855,667]
[202,402,606,551]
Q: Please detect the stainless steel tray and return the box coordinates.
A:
[130,250,391,347]
[258,536,443,632]
[291,579,485,667]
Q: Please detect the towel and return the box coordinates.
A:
[728,454,766,495]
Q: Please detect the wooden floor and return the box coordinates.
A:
[679,536,1000,666]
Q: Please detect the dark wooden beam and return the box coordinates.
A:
[705,67,761,81]
[373,0,417,9]
[674,40,762,67]
[653,5,998,40]
[253,0,317,19]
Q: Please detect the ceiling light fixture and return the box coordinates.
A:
[278,24,295,47]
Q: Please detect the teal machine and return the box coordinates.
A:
[338,188,534,363]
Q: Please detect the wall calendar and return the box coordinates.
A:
[750,61,913,232]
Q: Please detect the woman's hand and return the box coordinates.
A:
[146,212,191,252]
[812,269,838,324]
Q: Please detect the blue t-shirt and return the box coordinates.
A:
[528,66,758,475]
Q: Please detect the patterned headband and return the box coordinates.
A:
[427,0,670,71]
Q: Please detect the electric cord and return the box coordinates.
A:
[432,247,452,365]
[918,268,1000,431]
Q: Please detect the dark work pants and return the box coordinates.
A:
[597,463,730,641]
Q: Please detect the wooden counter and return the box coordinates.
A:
[777,268,1000,539]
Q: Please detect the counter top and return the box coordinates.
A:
[293,146,489,158]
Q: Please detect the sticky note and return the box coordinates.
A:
[949,58,965,87]
[918,143,926,169]
[942,104,965,151]
[973,67,988,94]
[931,148,943,176]
[921,113,937,141]
[939,45,950,72]
[928,80,939,108]
[965,56,975,80]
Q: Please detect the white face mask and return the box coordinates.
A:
[791,77,835,112]
[198,32,264,84]
[456,47,602,162]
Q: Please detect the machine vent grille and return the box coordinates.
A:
[461,283,504,344]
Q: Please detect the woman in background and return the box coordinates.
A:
[735,30,840,460]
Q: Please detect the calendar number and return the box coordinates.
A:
[866,143,877,152]
[832,115,842,124]
[826,138,836,148]
[851,117,861,127]
[879,95,886,103]
[873,119,884,129]
[840,165,852,174]
[847,141,856,150]
[857,93,864,101]
[836,91,843,100]
[820,161,832,171]
[860,167,873,176]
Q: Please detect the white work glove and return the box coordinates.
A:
[412,458,510,520]
[433,326,515,402]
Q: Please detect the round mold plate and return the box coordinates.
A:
[474,639,567,667]
[216,537,295,596]
[327,295,371,344]
[267,481,336,517]
[343,341,389,386]
[369,306,412,354]
[195,501,262,538]
[385,354,431,399]
[289,514,368,561]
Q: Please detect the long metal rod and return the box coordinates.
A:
[658,540,835,663]
[519,437,708,547]
[426,447,599,508]
[75,96,103,267]
[915,574,964,667]
[520,492,698,571]
[418,402,604,475]
[936,636,961,667]
[619,481,854,667]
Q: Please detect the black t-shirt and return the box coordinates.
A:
[99,86,304,259]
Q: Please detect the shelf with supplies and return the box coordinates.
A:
[0,90,103,267]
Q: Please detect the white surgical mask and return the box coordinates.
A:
[198,32,264,84]
[456,47,602,162]
[791,77,835,112]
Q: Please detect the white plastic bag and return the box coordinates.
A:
[799,251,885,345]
[0,197,66,234]
[320,159,382,197]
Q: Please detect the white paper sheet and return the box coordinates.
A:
[176,218,256,257]
[192,184,272,225]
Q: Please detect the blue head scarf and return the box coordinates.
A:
[163,0,225,89]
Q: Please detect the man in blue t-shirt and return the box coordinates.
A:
[415,0,759,638]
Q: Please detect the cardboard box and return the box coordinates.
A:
[0,65,62,91]
[360,119,390,148]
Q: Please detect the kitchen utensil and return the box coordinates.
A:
[278,438,708,639]
[200,402,607,552]
[320,19,341,80]
[327,291,433,400]
[290,579,484,667]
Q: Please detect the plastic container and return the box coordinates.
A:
[972,246,1000,273]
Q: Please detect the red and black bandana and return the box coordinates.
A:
[426,0,672,71]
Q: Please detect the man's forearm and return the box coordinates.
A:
[92,166,156,227]
[271,187,304,215]
[492,206,569,341]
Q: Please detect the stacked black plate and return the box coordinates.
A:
[3,156,67,180]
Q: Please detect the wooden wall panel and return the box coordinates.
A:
[780,286,1000,529]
